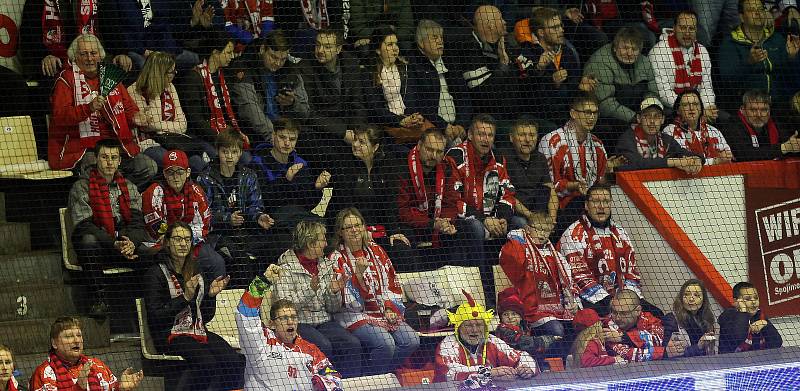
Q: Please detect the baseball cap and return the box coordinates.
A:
[639,97,664,113]
[163,150,189,170]
[573,308,602,332]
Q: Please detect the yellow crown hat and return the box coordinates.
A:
[448,290,494,336]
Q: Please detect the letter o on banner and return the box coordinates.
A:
[0,15,19,58]
[770,253,795,285]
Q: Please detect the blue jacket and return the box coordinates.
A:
[196,162,266,233]
[249,144,323,213]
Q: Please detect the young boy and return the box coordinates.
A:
[250,118,331,254]
[718,282,783,353]
[196,129,275,286]
[500,211,578,337]
[494,287,560,358]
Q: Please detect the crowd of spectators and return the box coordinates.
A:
[3,0,800,388]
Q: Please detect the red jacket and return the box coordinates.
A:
[48,68,140,170]
[604,311,665,362]
[443,141,515,220]
[434,334,538,382]
[30,352,119,391]
[500,229,576,326]
[580,339,616,368]
[397,148,457,243]
[142,181,212,244]
[557,215,641,305]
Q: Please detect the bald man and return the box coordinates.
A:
[602,289,679,362]
[451,5,517,120]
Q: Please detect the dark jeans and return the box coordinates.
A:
[163,332,245,391]
[532,319,576,360]
[213,229,272,288]
[453,216,527,307]
[195,243,227,281]
[298,321,363,378]
[72,229,149,305]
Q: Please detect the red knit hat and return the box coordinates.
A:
[497,287,524,318]
[164,150,189,170]
[573,308,601,332]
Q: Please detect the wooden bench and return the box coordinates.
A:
[0,116,72,180]
[135,298,184,361]
[341,373,402,390]
[59,207,135,275]
[397,265,498,337]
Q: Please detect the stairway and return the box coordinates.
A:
[0,191,110,355]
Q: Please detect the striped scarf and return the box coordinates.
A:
[633,125,666,158]
[160,263,208,344]
[88,168,131,237]
[45,351,113,391]
[162,181,198,227]
[667,32,702,94]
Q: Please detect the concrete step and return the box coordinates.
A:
[0,316,110,355]
[0,251,62,285]
[0,222,30,255]
[0,192,5,223]
[0,283,75,322]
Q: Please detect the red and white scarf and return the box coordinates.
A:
[336,243,400,331]
[408,145,446,243]
[161,89,176,121]
[301,0,330,30]
[633,125,666,158]
[522,231,572,305]
[737,311,767,352]
[672,117,720,158]
[88,168,132,237]
[737,109,779,148]
[42,0,98,57]
[564,121,601,186]
[408,145,445,219]
[6,375,18,391]
[45,351,116,391]
[69,63,134,151]
[197,61,241,135]
[579,215,625,292]
[160,263,208,344]
[667,32,702,94]
[162,181,199,227]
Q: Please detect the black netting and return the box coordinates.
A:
[1,0,800,390]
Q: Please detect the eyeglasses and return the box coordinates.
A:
[680,101,701,108]
[544,23,564,30]
[170,236,192,244]
[574,109,599,116]
[164,168,187,177]
[273,315,299,322]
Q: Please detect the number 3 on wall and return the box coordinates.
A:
[16,295,27,316]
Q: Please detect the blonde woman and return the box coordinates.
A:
[570,308,625,368]
[128,52,208,171]
[0,345,23,391]
[273,220,362,377]
[328,207,419,375]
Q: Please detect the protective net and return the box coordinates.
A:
[1,0,799,390]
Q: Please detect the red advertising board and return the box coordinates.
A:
[747,192,800,317]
